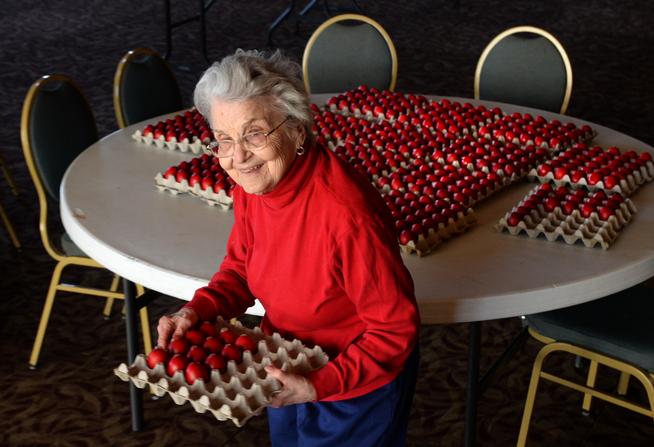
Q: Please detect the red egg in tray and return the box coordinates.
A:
[114,317,329,427]
[132,108,213,154]
[528,143,654,196]
[496,183,637,249]
[154,153,235,209]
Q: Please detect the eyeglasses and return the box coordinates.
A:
[203,116,290,158]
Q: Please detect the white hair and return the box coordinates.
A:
[194,49,313,144]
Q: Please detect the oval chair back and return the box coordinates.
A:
[303,14,398,94]
[113,47,182,128]
[21,74,98,205]
[474,26,573,114]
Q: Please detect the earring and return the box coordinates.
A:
[296,145,305,156]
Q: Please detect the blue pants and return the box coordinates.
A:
[267,347,419,447]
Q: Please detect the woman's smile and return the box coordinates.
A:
[237,163,265,174]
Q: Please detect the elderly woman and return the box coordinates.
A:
[157,49,420,446]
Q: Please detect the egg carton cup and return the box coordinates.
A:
[132,130,206,154]
[400,208,477,256]
[496,199,637,250]
[527,161,654,196]
[154,173,233,209]
[114,317,329,427]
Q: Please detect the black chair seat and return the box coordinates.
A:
[526,285,654,371]
[60,232,86,258]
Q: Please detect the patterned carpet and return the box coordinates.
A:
[1,0,654,446]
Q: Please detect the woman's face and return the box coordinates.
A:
[209,98,304,195]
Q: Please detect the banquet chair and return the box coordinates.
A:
[474,26,573,114]
[21,74,153,368]
[113,47,182,129]
[302,13,397,94]
[517,284,654,446]
[0,198,20,249]
[0,152,19,196]
[111,46,180,317]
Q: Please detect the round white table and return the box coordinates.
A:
[61,97,654,443]
[61,97,654,324]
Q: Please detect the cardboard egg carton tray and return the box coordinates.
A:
[132,130,206,154]
[154,173,233,209]
[496,199,637,250]
[400,208,477,256]
[527,161,654,196]
[475,127,596,152]
[114,318,329,427]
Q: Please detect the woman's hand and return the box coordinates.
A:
[156,307,199,349]
[265,365,317,407]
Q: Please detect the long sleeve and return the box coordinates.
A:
[184,190,256,321]
[306,220,420,400]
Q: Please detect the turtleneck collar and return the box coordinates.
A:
[255,143,321,209]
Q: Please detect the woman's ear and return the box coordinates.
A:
[294,122,307,147]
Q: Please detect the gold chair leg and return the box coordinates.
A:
[140,307,153,354]
[103,274,121,318]
[0,199,20,249]
[582,360,599,412]
[617,371,630,396]
[0,152,19,196]
[29,261,65,368]
[517,346,549,447]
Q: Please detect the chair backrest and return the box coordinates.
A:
[474,26,573,114]
[20,74,98,260]
[302,14,398,94]
[113,47,182,128]
[21,74,98,203]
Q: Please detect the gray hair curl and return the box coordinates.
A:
[194,49,313,144]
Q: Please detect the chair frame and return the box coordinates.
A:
[474,25,573,115]
[517,326,654,446]
[0,151,20,248]
[113,47,179,129]
[302,13,398,94]
[21,74,152,368]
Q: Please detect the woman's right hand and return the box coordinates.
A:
[156,307,200,349]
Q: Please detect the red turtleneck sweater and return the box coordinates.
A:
[184,144,420,401]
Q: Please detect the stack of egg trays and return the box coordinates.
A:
[496,187,637,250]
[528,150,654,196]
[154,172,233,209]
[114,318,329,427]
[400,208,477,256]
[528,165,654,197]
[132,130,206,154]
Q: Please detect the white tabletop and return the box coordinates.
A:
[61,97,654,324]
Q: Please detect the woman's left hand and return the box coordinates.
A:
[265,365,317,407]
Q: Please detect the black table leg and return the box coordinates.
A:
[164,0,172,60]
[199,0,209,63]
[465,321,481,447]
[267,0,296,46]
[123,278,144,431]
[299,0,318,16]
